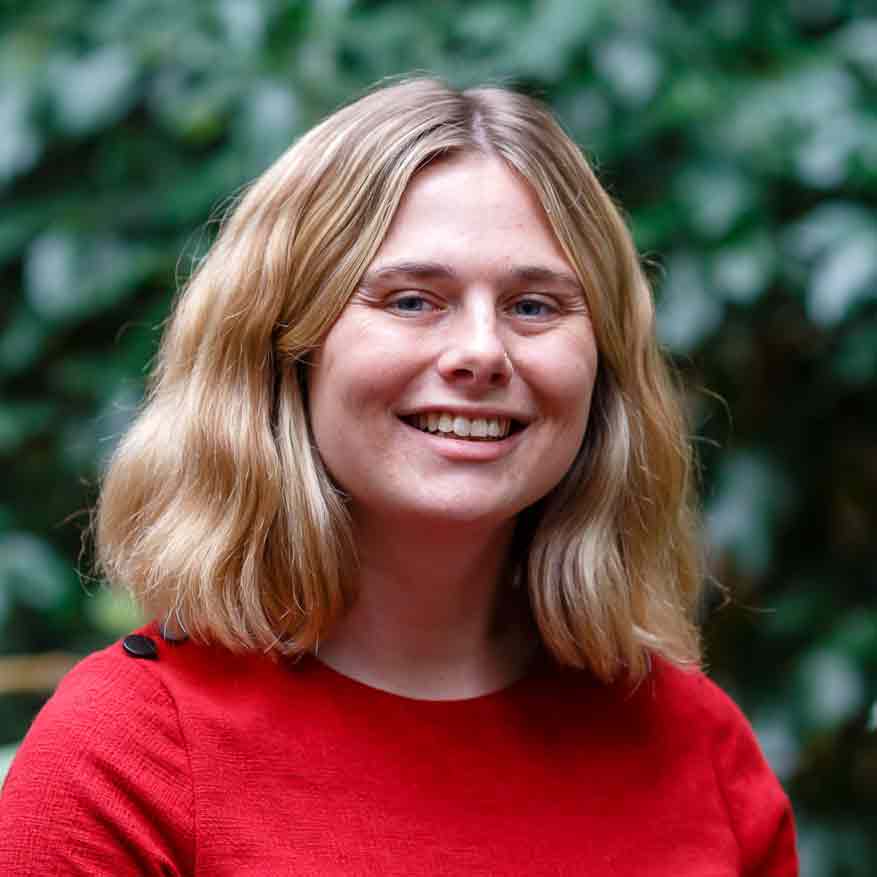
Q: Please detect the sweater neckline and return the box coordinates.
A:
[296,649,553,708]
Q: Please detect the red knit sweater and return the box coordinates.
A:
[0,622,798,875]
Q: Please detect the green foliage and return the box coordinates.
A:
[0,745,17,783]
[1,0,875,870]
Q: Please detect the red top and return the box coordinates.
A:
[0,622,798,875]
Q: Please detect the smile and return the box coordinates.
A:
[401,412,523,442]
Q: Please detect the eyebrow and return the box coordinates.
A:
[361,260,583,293]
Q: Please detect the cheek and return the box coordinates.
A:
[306,343,355,460]
[565,338,599,420]
[526,340,598,423]
[570,369,598,433]
[308,343,411,448]
[315,318,418,402]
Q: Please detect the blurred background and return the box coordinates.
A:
[1,0,875,872]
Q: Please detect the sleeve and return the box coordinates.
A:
[0,649,195,877]
[708,683,799,877]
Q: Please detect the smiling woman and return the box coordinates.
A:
[309,155,596,533]
[0,79,798,875]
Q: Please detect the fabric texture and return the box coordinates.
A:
[0,622,798,875]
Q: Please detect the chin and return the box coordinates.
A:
[375,491,535,530]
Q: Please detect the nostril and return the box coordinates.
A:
[438,347,513,386]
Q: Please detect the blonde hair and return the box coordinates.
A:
[96,78,703,682]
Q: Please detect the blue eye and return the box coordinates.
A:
[513,298,554,318]
[389,295,434,313]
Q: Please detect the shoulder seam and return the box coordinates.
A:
[134,657,199,876]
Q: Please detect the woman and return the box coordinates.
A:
[0,78,798,874]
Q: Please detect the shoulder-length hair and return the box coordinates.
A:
[96,77,703,683]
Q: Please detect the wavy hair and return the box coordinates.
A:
[96,78,703,682]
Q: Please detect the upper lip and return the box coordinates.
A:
[397,407,533,425]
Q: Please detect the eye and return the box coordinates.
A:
[387,294,437,314]
[511,297,557,319]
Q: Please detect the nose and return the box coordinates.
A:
[436,304,513,390]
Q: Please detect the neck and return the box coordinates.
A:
[316,511,538,699]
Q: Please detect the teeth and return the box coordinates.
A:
[408,413,514,440]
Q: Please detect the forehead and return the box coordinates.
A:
[368,153,576,279]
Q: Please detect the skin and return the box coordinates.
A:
[307,153,599,699]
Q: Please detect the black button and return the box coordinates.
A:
[122,634,158,660]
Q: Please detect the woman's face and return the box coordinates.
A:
[308,153,598,528]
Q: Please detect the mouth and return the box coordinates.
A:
[399,412,527,442]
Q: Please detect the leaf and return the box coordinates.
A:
[216,0,268,54]
[782,201,877,319]
[147,68,241,145]
[46,46,140,137]
[833,18,877,84]
[556,88,612,148]
[711,232,774,304]
[232,79,301,173]
[0,201,50,268]
[795,112,861,188]
[24,231,159,325]
[717,65,858,165]
[500,0,601,81]
[0,306,52,378]
[795,648,865,732]
[0,531,75,612]
[784,201,873,262]
[673,164,757,239]
[705,451,791,578]
[655,251,723,353]
[457,3,522,45]
[806,231,877,326]
[0,401,56,455]
[0,89,42,186]
[593,36,663,106]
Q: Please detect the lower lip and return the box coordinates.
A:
[399,419,526,462]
